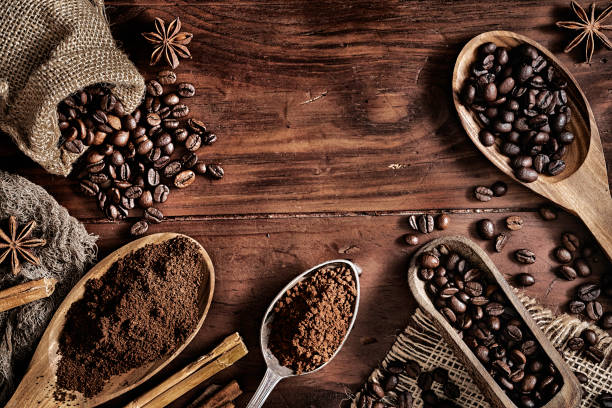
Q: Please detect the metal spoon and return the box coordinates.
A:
[246,259,361,408]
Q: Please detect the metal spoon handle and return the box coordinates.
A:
[246,368,283,408]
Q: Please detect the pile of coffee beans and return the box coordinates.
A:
[473,181,508,202]
[417,244,563,407]
[357,359,461,408]
[461,42,576,183]
[58,71,224,235]
[566,328,605,364]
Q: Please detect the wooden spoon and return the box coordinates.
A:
[452,31,612,260]
[408,235,581,408]
[6,233,215,408]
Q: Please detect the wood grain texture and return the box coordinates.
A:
[0,1,611,407]
[408,236,581,408]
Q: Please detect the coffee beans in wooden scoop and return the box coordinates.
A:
[460,43,576,182]
[66,71,225,235]
[417,244,563,407]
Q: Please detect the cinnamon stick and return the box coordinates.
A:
[185,384,221,408]
[0,278,57,313]
[126,332,248,408]
[198,380,241,408]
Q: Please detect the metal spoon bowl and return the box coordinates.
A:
[247,259,361,408]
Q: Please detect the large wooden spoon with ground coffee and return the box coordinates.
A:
[246,259,361,408]
[6,233,214,408]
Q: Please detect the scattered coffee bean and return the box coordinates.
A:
[474,186,494,202]
[561,232,580,252]
[568,300,585,314]
[582,329,599,346]
[477,219,495,240]
[538,205,557,221]
[491,181,508,197]
[506,215,523,230]
[174,170,196,188]
[554,247,573,264]
[515,249,536,264]
[420,253,440,269]
[494,232,509,252]
[436,214,451,230]
[515,273,535,287]
[573,258,591,277]
[558,265,577,280]
[207,164,225,179]
[574,371,587,384]
[404,234,420,246]
[417,371,433,391]
[404,359,421,378]
[577,283,600,302]
[567,336,584,351]
[130,220,149,236]
[585,345,604,364]
[586,301,603,321]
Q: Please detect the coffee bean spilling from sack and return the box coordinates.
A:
[417,244,563,408]
[461,43,576,183]
[58,72,224,235]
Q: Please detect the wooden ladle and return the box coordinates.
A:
[6,233,215,408]
[452,31,612,260]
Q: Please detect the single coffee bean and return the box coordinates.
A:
[574,371,588,384]
[474,186,494,202]
[477,219,495,240]
[420,253,440,269]
[506,215,523,230]
[547,159,566,176]
[521,340,537,356]
[174,170,196,188]
[441,307,456,323]
[600,312,612,330]
[485,302,505,316]
[515,273,535,287]
[207,164,225,179]
[187,118,207,134]
[157,70,177,85]
[417,371,433,391]
[515,167,538,183]
[162,160,182,178]
[144,207,164,224]
[162,93,180,106]
[577,283,600,302]
[436,214,451,230]
[146,80,163,96]
[585,345,604,363]
[79,180,99,197]
[490,181,507,197]
[404,359,421,378]
[138,190,153,209]
[561,232,580,252]
[582,329,599,346]
[586,301,603,320]
[538,205,557,220]
[505,324,523,341]
[479,129,495,146]
[567,336,584,351]
[568,300,585,314]
[172,104,189,118]
[384,374,398,391]
[515,249,536,264]
[185,133,202,152]
[494,233,509,253]
[386,361,404,375]
[153,184,170,203]
[573,258,591,277]
[558,265,577,280]
[404,234,420,246]
[130,220,149,236]
[146,168,161,187]
[193,162,207,175]
[417,214,435,233]
[177,82,196,97]
[174,128,189,143]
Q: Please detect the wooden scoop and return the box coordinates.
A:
[6,233,215,408]
[452,31,612,260]
[408,235,581,408]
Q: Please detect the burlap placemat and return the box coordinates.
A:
[0,171,98,405]
[354,292,612,407]
[0,0,144,176]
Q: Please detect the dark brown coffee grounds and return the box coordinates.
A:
[56,237,206,398]
[269,263,357,374]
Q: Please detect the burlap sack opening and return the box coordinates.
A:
[0,0,145,176]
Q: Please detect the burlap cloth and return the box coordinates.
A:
[354,292,612,407]
[0,171,97,405]
[0,0,145,176]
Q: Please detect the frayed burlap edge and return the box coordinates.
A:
[352,291,612,408]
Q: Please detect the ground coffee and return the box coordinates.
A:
[56,237,205,398]
[269,263,357,374]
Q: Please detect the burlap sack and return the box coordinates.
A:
[0,0,145,176]
[354,293,612,407]
[0,171,98,405]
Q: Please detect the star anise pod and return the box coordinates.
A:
[556,1,612,63]
[0,216,46,276]
[142,17,193,69]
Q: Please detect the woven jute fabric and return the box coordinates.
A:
[0,171,97,405]
[0,0,145,176]
[353,293,612,407]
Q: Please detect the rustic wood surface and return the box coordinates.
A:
[0,0,611,407]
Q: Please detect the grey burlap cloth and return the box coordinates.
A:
[0,0,144,176]
[0,171,97,405]
[354,292,612,407]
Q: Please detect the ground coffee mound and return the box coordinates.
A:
[56,237,205,398]
[269,263,357,374]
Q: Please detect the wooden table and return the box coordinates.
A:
[2,1,611,406]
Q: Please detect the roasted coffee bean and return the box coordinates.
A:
[586,301,603,320]
[172,104,189,118]
[162,142,175,156]
[417,371,433,391]
[585,345,604,364]
[404,234,420,246]
[505,324,522,341]
[601,312,612,330]
[554,247,573,264]
[162,160,182,178]
[146,168,161,187]
[561,232,580,252]
[582,329,599,346]
[174,170,196,188]
[369,382,384,399]
[177,82,196,97]
[163,118,180,129]
[420,253,440,269]
[567,336,584,351]
[506,215,523,230]
[185,133,202,152]
[194,162,207,175]
[207,164,225,179]
[187,118,207,134]
[573,258,591,277]
[383,374,398,391]
[386,361,404,375]
[153,184,170,203]
[417,214,435,233]
[64,139,84,154]
[491,181,507,197]
[162,93,180,106]
[568,300,585,314]
[130,220,149,236]
[515,167,538,183]
[479,129,495,146]
[138,190,153,209]
[474,186,494,202]
[477,219,495,240]
[577,283,600,302]
[146,80,163,96]
[511,155,532,169]
[146,112,161,127]
[533,154,550,173]
[144,207,164,224]
[79,180,99,197]
[404,359,421,378]
[157,70,177,85]
[174,128,189,143]
[436,214,451,230]
[574,371,588,384]
[515,249,536,264]
[547,159,566,176]
[494,233,509,253]
[441,307,456,323]
[515,273,535,287]
[432,367,448,384]
[137,139,154,155]
[120,196,135,210]
[485,302,505,316]
[153,155,171,169]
